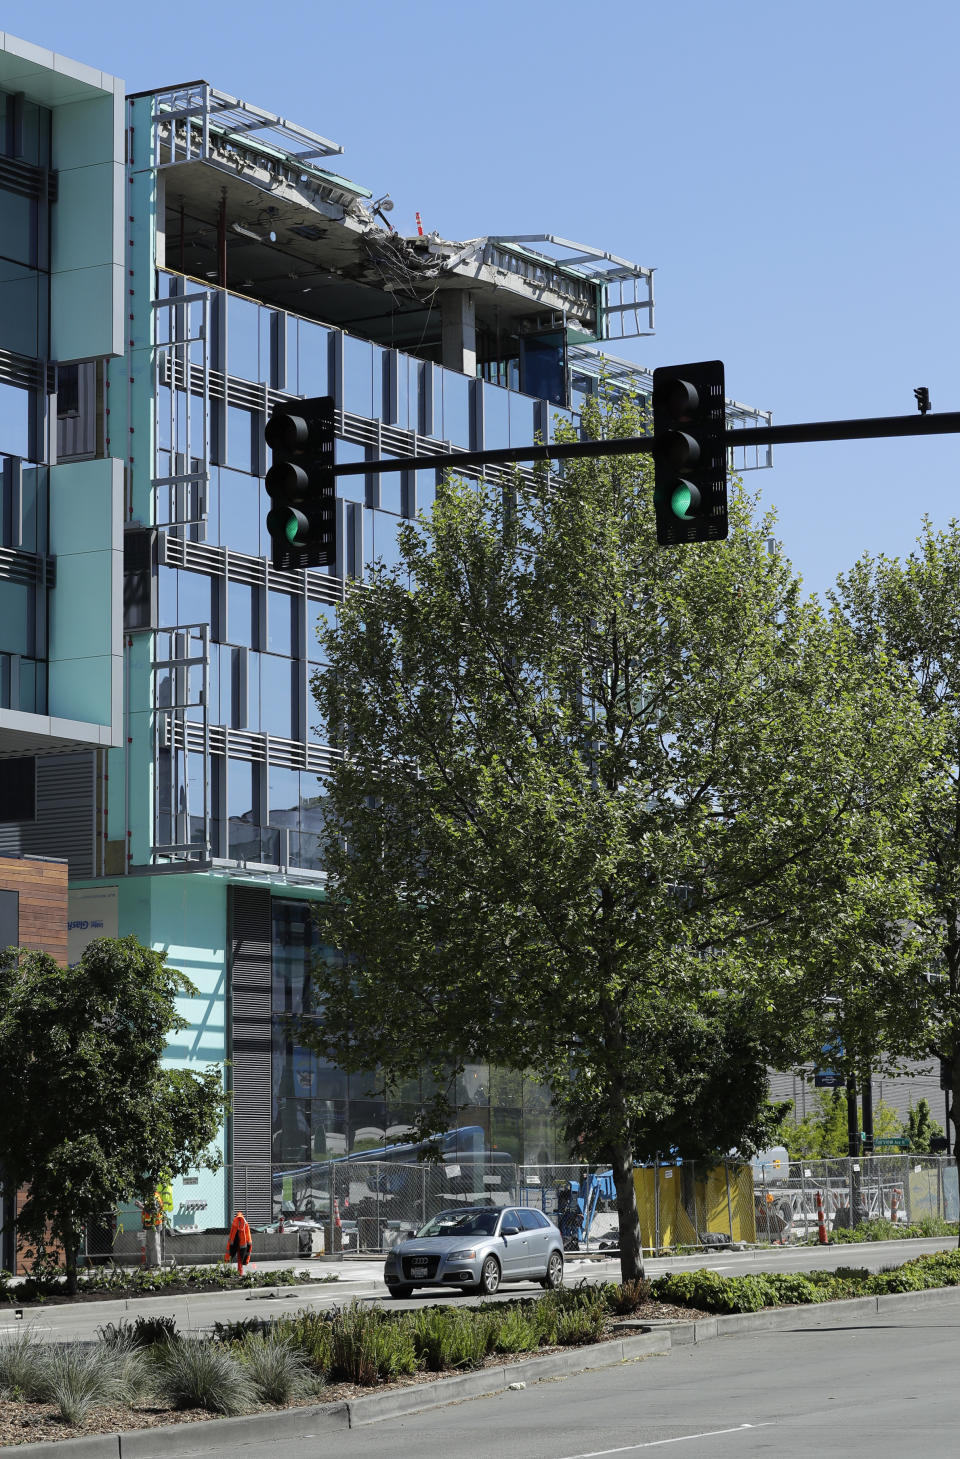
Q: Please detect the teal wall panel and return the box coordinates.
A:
[114,872,229,1222]
[48,458,123,730]
[50,89,124,360]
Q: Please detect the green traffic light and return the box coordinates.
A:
[670,480,702,520]
[285,514,302,544]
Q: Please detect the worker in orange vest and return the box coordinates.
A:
[225,1210,253,1276]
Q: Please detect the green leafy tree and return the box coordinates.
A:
[307,395,929,1279]
[0,936,225,1292]
[832,520,960,1230]
[779,1090,902,1158]
[904,1097,945,1153]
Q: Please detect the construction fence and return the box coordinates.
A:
[76,1154,960,1266]
[752,1154,960,1245]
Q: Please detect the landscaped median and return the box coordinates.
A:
[5,1252,960,1451]
[0,1264,338,1309]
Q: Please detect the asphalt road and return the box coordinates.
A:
[203,1307,960,1458]
[3,1237,958,1340]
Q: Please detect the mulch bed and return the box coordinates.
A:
[0,1302,706,1448]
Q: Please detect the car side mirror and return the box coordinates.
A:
[501,1225,520,1237]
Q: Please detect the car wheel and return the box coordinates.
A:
[388,1284,414,1299]
[477,1255,501,1296]
[540,1251,564,1290]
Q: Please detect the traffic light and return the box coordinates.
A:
[264,395,335,570]
[651,361,727,546]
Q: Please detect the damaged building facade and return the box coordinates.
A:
[0,32,782,1253]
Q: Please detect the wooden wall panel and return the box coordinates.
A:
[0,855,68,964]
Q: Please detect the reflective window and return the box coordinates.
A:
[178,569,213,629]
[268,589,297,657]
[228,757,257,858]
[260,653,296,739]
[227,295,261,383]
[441,370,470,447]
[510,394,537,447]
[269,764,300,832]
[415,469,436,517]
[227,580,257,647]
[227,406,256,473]
[218,468,261,556]
[396,353,413,431]
[378,457,402,514]
[0,188,36,269]
[483,383,510,447]
[335,438,366,504]
[18,466,42,553]
[0,579,35,655]
[308,601,337,664]
[298,321,330,397]
[17,101,51,168]
[343,335,373,417]
[0,262,42,358]
[0,382,31,459]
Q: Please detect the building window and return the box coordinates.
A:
[0,757,35,821]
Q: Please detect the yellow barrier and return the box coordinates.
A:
[633,1162,756,1249]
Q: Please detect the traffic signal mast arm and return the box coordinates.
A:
[330,409,960,478]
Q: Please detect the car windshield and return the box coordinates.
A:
[416,1209,500,1238]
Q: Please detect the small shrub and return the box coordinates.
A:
[553,1304,607,1345]
[606,1277,653,1315]
[0,1326,44,1398]
[152,1336,255,1414]
[213,1316,273,1345]
[98,1313,180,1349]
[275,1310,334,1374]
[34,1345,125,1426]
[241,1332,316,1403]
[411,1307,488,1371]
[327,1304,417,1386]
[490,1304,539,1354]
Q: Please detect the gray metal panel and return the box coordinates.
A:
[228,884,272,1223]
[0,752,95,877]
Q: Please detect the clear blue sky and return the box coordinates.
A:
[8,0,958,598]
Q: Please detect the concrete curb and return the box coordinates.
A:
[6,1330,668,1457]
[648,1281,960,1346]
[12,1284,960,1457]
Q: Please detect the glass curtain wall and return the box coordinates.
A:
[152,271,553,870]
[0,88,50,712]
[271,897,559,1166]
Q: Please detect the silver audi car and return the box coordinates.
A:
[383,1205,565,1298]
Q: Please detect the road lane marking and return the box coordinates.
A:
[556,1424,774,1457]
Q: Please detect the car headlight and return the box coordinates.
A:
[384,1254,398,1269]
[446,1248,477,1261]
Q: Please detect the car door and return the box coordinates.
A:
[497,1208,528,1277]
[518,1208,550,1276]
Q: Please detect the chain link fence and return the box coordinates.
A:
[751,1154,960,1244]
[77,1154,960,1267]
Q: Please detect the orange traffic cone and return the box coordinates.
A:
[816,1190,828,1245]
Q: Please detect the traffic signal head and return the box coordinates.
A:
[652,360,727,546]
[265,395,335,569]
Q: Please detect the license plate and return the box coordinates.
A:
[411,1261,428,1275]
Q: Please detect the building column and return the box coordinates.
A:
[440,292,476,378]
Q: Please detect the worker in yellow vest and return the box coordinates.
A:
[225,1210,253,1275]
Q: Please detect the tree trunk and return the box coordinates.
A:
[64,1228,78,1296]
[610,1139,644,1281]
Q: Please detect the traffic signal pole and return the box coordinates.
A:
[329,408,960,480]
